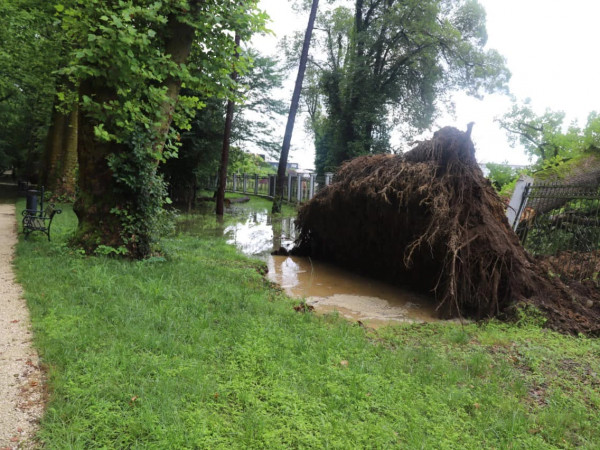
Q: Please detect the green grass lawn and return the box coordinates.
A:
[14,198,600,448]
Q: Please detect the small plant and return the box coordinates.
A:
[93,244,128,257]
[515,303,548,328]
[293,301,314,313]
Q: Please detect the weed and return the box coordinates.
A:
[515,303,548,328]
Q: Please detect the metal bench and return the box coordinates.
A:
[22,203,62,241]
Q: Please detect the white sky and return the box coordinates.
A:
[253,0,600,170]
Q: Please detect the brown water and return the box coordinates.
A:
[219,208,439,327]
[267,255,437,326]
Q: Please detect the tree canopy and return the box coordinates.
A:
[299,0,510,173]
[0,0,61,175]
[498,99,600,166]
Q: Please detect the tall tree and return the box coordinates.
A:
[272,0,319,214]
[41,89,79,198]
[59,0,265,257]
[217,33,241,216]
[303,0,510,174]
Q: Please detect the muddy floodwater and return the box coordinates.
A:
[267,255,437,326]
[182,208,439,327]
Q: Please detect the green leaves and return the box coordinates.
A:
[302,0,510,173]
[497,99,600,165]
[55,0,268,256]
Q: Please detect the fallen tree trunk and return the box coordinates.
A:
[528,154,600,214]
[293,127,600,335]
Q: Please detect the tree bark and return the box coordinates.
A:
[42,101,78,197]
[60,103,79,197]
[73,78,129,252]
[272,0,319,213]
[152,8,198,155]
[42,104,66,189]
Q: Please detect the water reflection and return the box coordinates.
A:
[182,206,439,326]
[224,212,296,256]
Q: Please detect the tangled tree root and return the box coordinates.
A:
[293,127,600,335]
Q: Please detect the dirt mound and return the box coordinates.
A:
[293,127,600,335]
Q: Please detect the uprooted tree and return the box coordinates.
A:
[58,0,265,257]
[292,127,600,335]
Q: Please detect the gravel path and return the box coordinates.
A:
[0,203,44,449]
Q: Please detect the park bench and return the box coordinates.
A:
[22,203,62,241]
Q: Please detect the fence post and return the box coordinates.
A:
[287,174,293,202]
[243,173,247,193]
[309,173,315,199]
[232,174,237,192]
[296,173,303,203]
[325,172,333,186]
[506,174,534,230]
[254,174,259,195]
[269,175,275,197]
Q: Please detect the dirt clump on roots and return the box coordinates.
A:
[292,127,600,335]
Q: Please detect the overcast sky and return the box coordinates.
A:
[253,0,600,170]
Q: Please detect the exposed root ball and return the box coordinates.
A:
[293,127,600,334]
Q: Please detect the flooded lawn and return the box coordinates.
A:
[180,204,439,327]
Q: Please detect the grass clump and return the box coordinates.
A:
[14,198,600,448]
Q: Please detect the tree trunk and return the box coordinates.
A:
[216,32,241,216]
[42,104,66,189]
[152,9,197,155]
[59,103,79,198]
[73,11,198,257]
[272,0,319,213]
[42,100,79,198]
[73,78,127,252]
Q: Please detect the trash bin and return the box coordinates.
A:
[26,189,40,213]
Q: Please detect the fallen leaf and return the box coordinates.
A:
[340,360,349,367]
[473,402,480,409]
[214,393,219,399]
[10,320,19,323]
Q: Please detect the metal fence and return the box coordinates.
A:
[513,182,600,282]
[205,172,334,204]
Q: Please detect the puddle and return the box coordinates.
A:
[267,255,437,326]
[183,206,439,327]
[224,212,296,256]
